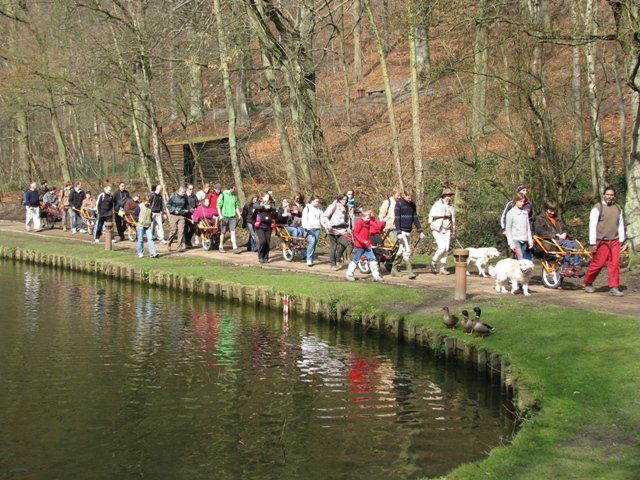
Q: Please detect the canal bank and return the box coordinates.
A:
[1,226,639,479]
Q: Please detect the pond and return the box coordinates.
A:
[0,261,515,479]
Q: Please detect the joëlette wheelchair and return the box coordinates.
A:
[274,223,307,261]
[532,235,592,288]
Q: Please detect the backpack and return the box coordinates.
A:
[21,189,29,206]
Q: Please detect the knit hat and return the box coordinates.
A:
[517,184,528,193]
[214,183,222,190]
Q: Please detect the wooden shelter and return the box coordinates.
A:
[161,135,232,187]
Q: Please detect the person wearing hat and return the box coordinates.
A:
[500,184,534,259]
[428,187,456,275]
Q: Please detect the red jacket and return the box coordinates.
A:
[354,216,384,248]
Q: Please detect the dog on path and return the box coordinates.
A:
[489,258,535,295]
[466,247,501,277]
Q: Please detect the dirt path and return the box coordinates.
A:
[1,219,637,317]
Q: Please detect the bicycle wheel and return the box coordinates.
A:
[357,257,370,273]
[282,243,294,262]
[541,264,562,289]
[46,216,55,229]
[202,235,212,251]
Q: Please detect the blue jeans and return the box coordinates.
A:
[246,223,257,251]
[351,246,376,263]
[287,225,304,239]
[72,210,85,230]
[137,225,156,256]
[305,228,320,262]
[557,239,581,265]
[513,240,529,260]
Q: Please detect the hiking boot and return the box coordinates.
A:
[439,267,450,275]
[573,268,584,278]
[430,262,438,274]
[345,275,355,282]
[563,266,574,277]
[585,283,595,293]
[233,248,241,254]
[609,287,624,297]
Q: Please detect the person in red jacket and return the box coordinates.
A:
[345,209,385,282]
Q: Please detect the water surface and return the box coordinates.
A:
[0,261,514,479]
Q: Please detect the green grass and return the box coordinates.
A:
[1,231,639,479]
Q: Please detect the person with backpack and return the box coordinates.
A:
[379,186,402,245]
[113,182,131,242]
[321,194,351,270]
[166,186,188,252]
[24,182,42,232]
[584,186,626,297]
[534,199,584,278]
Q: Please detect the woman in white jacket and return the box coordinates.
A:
[428,187,456,275]
[302,195,323,266]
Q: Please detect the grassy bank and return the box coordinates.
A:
[1,231,638,479]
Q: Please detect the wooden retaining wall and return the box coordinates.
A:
[0,246,523,407]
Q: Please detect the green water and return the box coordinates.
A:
[0,261,515,479]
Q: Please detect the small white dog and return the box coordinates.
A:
[466,247,501,277]
[489,259,535,296]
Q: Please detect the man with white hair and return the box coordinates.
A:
[24,182,42,232]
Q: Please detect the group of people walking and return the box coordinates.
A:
[23,179,627,296]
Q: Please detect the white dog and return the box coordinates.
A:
[466,247,501,277]
[489,259,535,295]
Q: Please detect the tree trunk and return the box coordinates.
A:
[365,0,403,190]
[261,50,299,193]
[213,0,245,205]
[606,0,639,252]
[48,90,71,183]
[353,0,363,83]
[408,13,424,211]
[585,0,606,197]
[15,108,33,186]
[571,0,583,161]
[189,63,204,124]
[471,0,488,140]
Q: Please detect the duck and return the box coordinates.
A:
[442,306,459,328]
[472,306,494,339]
[460,310,474,336]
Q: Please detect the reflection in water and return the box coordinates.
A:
[0,261,515,479]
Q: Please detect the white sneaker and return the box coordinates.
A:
[345,275,355,282]
[72,228,77,234]
[159,240,167,245]
[26,227,31,232]
[112,239,117,243]
[138,254,144,258]
[95,239,100,243]
[79,229,87,233]
[307,260,313,267]
[373,276,385,283]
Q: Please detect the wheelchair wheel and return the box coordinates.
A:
[541,265,563,289]
[127,228,137,242]
[46,216,55,229]
[358,257,370,274]
[282,244,294,262]
[202,236,212,251]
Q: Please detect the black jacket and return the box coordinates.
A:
[96,192,115,217]
[69,188,84,210]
